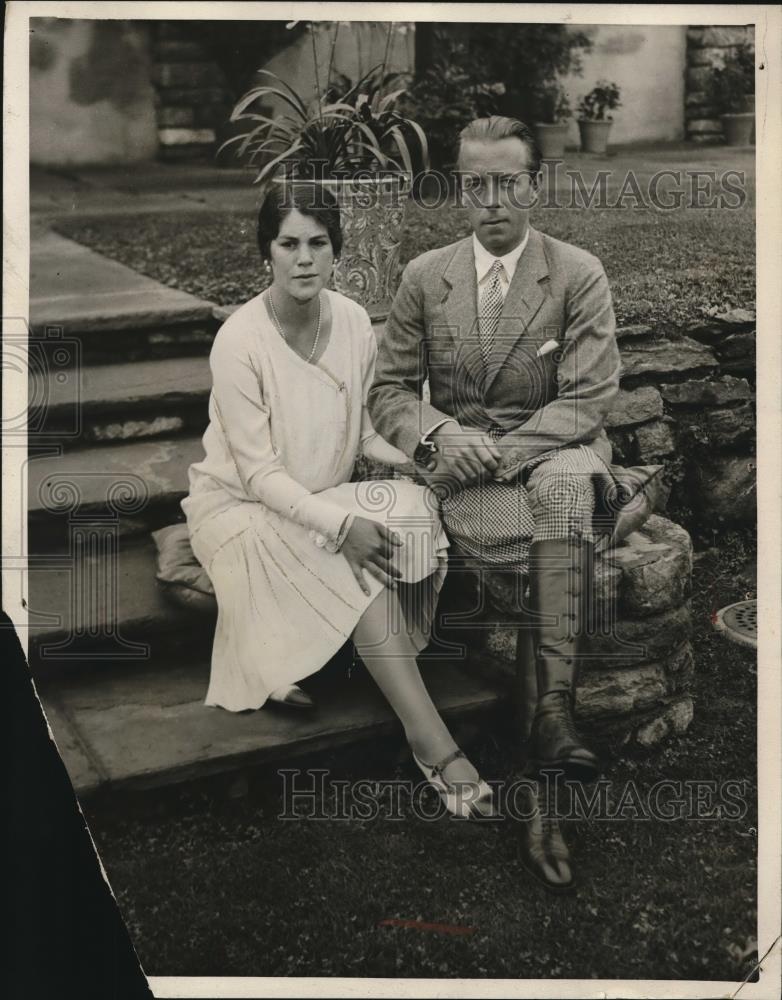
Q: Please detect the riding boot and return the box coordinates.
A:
[514,605,575,892]
[528,537,600,783]
[513,614,538,752]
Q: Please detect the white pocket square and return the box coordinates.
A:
[536,339,559,358]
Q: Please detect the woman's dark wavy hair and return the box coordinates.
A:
[256,182,343,261]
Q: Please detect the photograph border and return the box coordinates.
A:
[4,3,781,997]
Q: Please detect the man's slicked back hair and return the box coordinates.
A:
[457,115,542,177]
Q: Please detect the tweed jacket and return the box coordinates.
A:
[367,227,622,482]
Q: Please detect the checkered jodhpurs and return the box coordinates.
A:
[439,444,615,571]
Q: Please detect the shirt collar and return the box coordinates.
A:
[473,229,530,284]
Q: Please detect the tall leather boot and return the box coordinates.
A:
[527,537,600,783]
[514,610,574,892]
[513,616,538,751]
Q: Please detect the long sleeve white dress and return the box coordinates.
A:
[181,288,449,712]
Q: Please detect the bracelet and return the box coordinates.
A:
[309,514,354,554]
[332,513,354,553]
[310,514,355,552]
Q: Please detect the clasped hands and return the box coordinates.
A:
[419,423,519,491]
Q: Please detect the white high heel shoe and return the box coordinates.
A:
[268,684,315,709]
[412,748,498,819]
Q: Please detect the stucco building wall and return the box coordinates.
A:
[30,18,159,166]
[262,22,415,115]
[28,20,691,166]
[562,24,687,145]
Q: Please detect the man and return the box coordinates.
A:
[368,115,623,889]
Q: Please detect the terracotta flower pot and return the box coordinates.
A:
[578,119,613,155]
[721,112,754,147]
[533,122,570,160]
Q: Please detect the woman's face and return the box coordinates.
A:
[269,208,334,303]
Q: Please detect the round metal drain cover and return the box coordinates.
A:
[713,599,757,650]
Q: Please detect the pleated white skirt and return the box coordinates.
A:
[186,479,449,712]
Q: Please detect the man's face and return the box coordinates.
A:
[458,137,540,256]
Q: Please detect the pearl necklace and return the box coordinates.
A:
[267,289,322,364]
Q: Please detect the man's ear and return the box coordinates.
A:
[530,170,543,200]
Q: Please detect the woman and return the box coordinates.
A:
[181,182,494,817]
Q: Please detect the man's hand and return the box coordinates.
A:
[341,517,403,596]
[429,424,501,488]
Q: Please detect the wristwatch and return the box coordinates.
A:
[413,439,438,471]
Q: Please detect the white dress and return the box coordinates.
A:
[181,289,449,712]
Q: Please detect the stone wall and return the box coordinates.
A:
[476,514,695,752]
[150,23,232,163]
[685,24,755,143]
[607,310,756,535]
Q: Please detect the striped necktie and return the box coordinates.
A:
[479,259,504,365]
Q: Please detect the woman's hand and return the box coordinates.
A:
[341,517,404,596]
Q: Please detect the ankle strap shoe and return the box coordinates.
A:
[412,749,498,820]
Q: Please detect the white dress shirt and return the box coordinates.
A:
[472,229,529,300]
[420,229,531,447]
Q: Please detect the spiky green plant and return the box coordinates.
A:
[220,23,428,183]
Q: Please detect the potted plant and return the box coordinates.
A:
[577,80,621,154]
[222,21,428,318]
[532,81,572,159]
[708,42,755,146]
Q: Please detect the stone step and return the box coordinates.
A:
[27,535,207,674]
[36,653,505,797]
[28,435,201,549]
[31,320,389,450]
[30,230,219,365]
[34,355,211,447]
[26,531,486,679]
[27,512,692,683]
[30,315,218,368]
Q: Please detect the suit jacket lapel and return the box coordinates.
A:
[440,238,485,389]
[484,226,550,393]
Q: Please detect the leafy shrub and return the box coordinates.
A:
[402,33,505,169]
[442,23,592,123]
[708,42,755,114]
[532,81,572,123]
[404,24,591,165]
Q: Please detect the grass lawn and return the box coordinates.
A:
[54,153,755,333]
[83,533,757,981]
